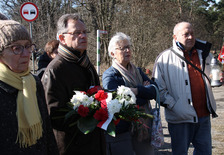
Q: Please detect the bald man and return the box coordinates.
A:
[153,22,217,155]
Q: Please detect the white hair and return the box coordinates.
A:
[173,21,192,35]
[108,32,131,58]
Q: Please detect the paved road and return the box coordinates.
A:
[154,86,224,155]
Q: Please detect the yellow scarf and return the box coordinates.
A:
[0,63,42,147]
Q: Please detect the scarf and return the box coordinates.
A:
[58,43,100,85]
[112,59,152,142]
[0,63,42,147]
[112,59,143,87]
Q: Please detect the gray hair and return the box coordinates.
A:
[57,13,84,35]
[108,32,131,58]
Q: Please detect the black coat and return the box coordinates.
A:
[38,52,52,70]
[36,52,52,79]
[0,75,59,155]
[42,53,106,155]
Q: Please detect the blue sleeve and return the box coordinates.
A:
[136,68,157,101]
[102,67,125,91]
[102,67,157,106]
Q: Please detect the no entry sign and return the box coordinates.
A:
[20,2,39,22]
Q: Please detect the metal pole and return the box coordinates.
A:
[97,30,100,75]
[30,22,35,74]
[96,30,107,75]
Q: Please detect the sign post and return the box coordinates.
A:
[97,30,107,75]
[20,2,39,73]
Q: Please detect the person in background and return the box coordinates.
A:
[37,39,59,79]
[0,20,58,154]
[41,13,106,155]
[153,21,217,155]
[102,32,157,155]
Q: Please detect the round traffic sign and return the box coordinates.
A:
[20,2,39,22]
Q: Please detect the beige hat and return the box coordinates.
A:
[0,20,31,53]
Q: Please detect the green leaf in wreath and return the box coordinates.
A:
[65,109,78,121]
[107,121,116,137]
[78,116,98,134]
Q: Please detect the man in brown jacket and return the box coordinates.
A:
[42,13,106,155]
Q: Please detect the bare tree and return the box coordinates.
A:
[0,0,222,72]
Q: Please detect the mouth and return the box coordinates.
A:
[20,60,29,65]
[80,40,87,43]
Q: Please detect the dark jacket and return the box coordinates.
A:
[0,76,59,155]
[102,66,157,134]
[41,53,106,155]
[36,52,52,79]
[38,52,52,70]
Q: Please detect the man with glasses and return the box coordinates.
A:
[42,13,106,155]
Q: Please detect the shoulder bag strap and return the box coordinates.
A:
[170,47,211,84]
[151,84,160,111]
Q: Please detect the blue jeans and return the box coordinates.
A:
[168,116,212,155]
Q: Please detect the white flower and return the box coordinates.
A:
[117,85,136,106]
[107,99,122,114]
[70,91,94,109]
[72,101,81,110]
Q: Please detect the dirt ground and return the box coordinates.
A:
[154,86,224,155]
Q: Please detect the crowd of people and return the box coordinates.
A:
[0,12,222,155]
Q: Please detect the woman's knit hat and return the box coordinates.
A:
[0,20,32,53]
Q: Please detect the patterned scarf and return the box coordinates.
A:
[0,63,42,147]
[58,44,100,85]
[112,59,143,87]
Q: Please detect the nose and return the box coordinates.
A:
[187,33,194,39]
[21,48,32,57]
[125,47,131,53]
[80,32,87,38]
[188,35,192,39]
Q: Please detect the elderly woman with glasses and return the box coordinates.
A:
[0,20,58,154]
[102,32,157,155]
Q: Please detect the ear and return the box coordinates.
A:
[110,51,115,57]
[173,34,177,41]
[58,34,66,45]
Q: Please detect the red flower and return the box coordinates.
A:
[87,85,102,96]
[94,108,108,121]
[78,105,89,117]
[80,91,87,94]
[95,90,108,101]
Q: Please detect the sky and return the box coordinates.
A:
[0,0,222,19]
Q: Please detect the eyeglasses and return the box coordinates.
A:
[5,44,33,55]
[63,30,90,36]
[115,45,131,52]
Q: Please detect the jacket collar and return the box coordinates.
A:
[0,80,17,94]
